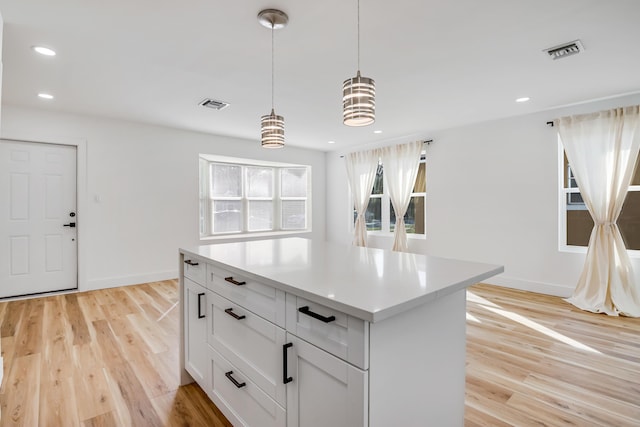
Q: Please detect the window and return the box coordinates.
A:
[355,157,426,235]
[560,146,640,250]
[200,156,311,237]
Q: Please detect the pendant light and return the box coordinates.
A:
[258,9,288,148]
[343,0,375,126]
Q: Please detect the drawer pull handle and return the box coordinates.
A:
[184,259,199,266]
[224,308,246,320]
[225,371,246,388]
[197,293,205,319]
[283,343,293,384]
[224,276,246,286]
[298,306,336,323]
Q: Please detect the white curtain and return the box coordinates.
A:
[345,148,381,247]
[381,141,423,252]
[557,105,640,317]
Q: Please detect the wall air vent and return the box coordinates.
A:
[543,40,584,60]
[199,98,230,110]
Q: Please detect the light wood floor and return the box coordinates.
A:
[466,284,640,427]
[0,280,231,427]
[0,281,638,426]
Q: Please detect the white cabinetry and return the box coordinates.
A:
[181,239,503,427]
[181,254,369,427]
[183,276,208,386]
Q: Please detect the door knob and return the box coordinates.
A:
[63,222,76,228]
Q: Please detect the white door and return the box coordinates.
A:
[0,139,78,298]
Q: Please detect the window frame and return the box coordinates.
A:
[200,155,312,239]
[350,153,427,239]
[557,138,640,256]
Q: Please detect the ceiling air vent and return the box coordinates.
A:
[199,98,230,110]
[543,40,584,60]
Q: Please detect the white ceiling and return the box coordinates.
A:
[1,0,639,151]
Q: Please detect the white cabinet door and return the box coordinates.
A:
[286,334,368,427]
[184,278,208,387]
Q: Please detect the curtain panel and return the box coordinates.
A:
[345,148,381,247]
[557,105,640,317]
[381,141,423,252]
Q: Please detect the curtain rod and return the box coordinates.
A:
[339,139,433,158]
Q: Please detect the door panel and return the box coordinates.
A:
[286,334,368,427]
[184,278,208,386]
[0,140,77,297]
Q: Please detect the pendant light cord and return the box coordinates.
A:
[357,0,360,71]
[271,23,275,110]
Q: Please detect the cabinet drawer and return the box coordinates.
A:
[208,266,285,328]
[208,291,286,407]
[286,295,368,370]
[208,347,286,427]
[183,256,206,285]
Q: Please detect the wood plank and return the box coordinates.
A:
[82,411,118,427]
[64,294,91,345]
[40,297,74,383]
[92,319,125,366]
[1,353,41,426]
[72,367,113,421]
[105,361,162,426]
[150,384,233,427]
[38,376,81,426]
[0,300,25,338]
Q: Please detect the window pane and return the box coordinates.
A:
[282,200,306,230]
[390,196,425,234]
[413,163,426,193]
[248,200,273,231]
[200,199,206,235]
[372,164,383,195]
[567,191,640,250]
[619,191,640,250]
[632,156,640,185]
[211,164,241,197]
[247,167,273,198]
[212,201,242,233]
[567,192,584,205]
[365,197,381,231]
[566,201,592,247]
[281,168,307,197]
[563,153,570,188]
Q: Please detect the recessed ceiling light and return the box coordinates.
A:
[32,46,56,56]
[38,93,54,99]
[515,97,530,103]
[373,130,382,134]
[328,140,336,144]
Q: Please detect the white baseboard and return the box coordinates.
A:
[482,275,574,298]
[84,270,178,291]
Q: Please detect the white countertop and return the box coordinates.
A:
[181,238,503,322]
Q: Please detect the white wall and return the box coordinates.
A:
[2,105,326,290]
[327,93,640,297]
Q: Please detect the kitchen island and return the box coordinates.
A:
[179,238,503,427]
